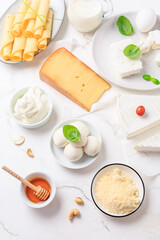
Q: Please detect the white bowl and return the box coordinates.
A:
[91,163,145,217]
[20,172,56,208]
[10,87,53,129]
[50,118,102,169]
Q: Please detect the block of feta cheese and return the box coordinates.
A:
[110,39,142,78]
[117,94,160,138]
[155,51,160,66]
[148,30,160,49]
[138,37,151,54]
[135,132,160,152]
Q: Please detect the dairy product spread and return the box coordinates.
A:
[14,87,49,124]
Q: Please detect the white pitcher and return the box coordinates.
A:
[67,0,113,33]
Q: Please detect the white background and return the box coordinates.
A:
[0,0,160,240]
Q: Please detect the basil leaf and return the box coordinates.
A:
[143,74,151,81]
[63,125,81,143]
[143,75,160,85]
[116,16,133,35]
[123,44,141,59]
[151,78,160,85]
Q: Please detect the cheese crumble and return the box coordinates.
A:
[95,169,140,215]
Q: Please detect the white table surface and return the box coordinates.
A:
[0,0,160,240]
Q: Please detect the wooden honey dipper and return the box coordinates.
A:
[2,166,50,201]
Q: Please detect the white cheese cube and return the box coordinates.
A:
[110,39,142,78]
[135,132,160,152]
[148,30,160,49]
[138,37,151,54]
[117,94,160,138]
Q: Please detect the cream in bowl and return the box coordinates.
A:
[21,172,56,208]
[10,87,52,128]
[91,163,145,217]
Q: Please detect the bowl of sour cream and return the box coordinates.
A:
[10,87,52,129]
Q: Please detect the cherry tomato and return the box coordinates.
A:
[136,106,145,116]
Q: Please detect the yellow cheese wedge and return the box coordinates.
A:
[39,48,110,111]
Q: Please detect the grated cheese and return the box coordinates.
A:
[95,169,140,215]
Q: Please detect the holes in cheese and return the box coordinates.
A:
[39,48,111,111]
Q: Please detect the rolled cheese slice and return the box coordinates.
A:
[23,38,38,61]
[34,0,50,39]
[12,0,31,37]
[23,0,40,37]
[11,35,26,62]
[1,14,15,60]
[37,9,53,50]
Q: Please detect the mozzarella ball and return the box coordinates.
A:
[70,121,89,147]
[84,136,101,157]
[64,143,83,162]
[72,121,89,136]
[53,128,68,148]
[136,8,157,32]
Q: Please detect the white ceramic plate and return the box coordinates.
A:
[91,163,145,217]
[50,119,102,169]
[92,11,160,91]
[0,0,65,64]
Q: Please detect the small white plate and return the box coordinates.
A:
[92,11,160,91]
[91,163,145,217]
[50,119,102,169]
[0,0,65,64]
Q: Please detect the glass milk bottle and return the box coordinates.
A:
[67,0,113,32]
